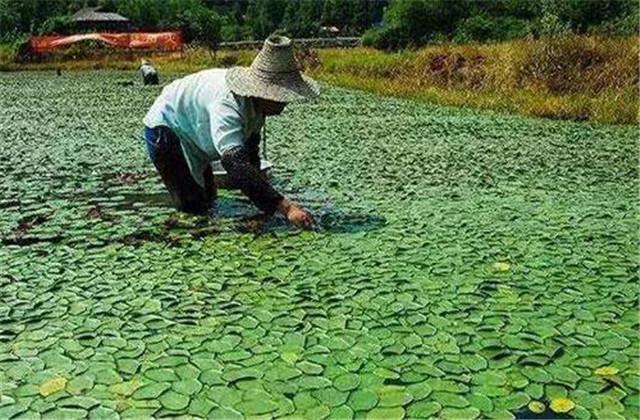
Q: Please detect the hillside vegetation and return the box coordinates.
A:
[2,35,636,124]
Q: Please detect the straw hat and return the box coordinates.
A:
[226,35,320,103]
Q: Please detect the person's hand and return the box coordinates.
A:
[287,205,314,230]
[278,198,314,230]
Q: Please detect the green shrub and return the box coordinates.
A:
[454,15,532,43]
[362,26,408,51]
[362,28,388,50]
[0,37,29,64]
[589,13,640,36]
[38,15,73,35]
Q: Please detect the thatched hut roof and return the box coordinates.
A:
[72,8,129,23]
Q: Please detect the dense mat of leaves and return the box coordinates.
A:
[0,71,637,419]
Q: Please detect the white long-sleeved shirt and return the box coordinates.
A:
[143,69,264,187]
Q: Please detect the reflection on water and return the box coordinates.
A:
[214,190,385,235]
[82,186,385,238]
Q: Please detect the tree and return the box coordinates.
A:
[280,0,322,37]
[0,0,20,41]
[39,15,74,35]
[557,0,635,32]
[245,0,286,39]
[0,0,634,46]
[173,0,222,47]
[321,0,354,30]
[281,0,300,34]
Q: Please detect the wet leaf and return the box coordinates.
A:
[159,390,190,411]
[234,399,278,415]
[595,366,619,376]
[407,400,441,418]
[440,406,481,419]
[432,392,469,408]
[348,389,378,411]
[550,397,576,413]
[528,401,545,414]
[1,70,636,420]
[492,262,511,272]
[39,377,67,396]
[366,406,404,420]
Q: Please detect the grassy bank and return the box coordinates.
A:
[310,36,638,124]
[1,36,637,124]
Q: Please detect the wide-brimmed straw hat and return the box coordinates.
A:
[226,35,320,103]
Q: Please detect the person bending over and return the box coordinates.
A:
[142,36,318,229]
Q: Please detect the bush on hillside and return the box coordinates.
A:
[453,15,532,43]
[38,15,73,35]
[362,27,401,50]
[515,36,638,94]
[366,0,638,50]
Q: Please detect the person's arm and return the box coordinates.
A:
[221,145,283,215]
[211,100,314,228]
[245,132,261,169]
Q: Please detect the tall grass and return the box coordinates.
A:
[310,36,639,124]
[1,36,637,124]
[0,46,255,72]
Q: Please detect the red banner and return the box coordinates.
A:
[29,32,183,54]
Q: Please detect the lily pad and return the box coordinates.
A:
[109,379,140,396]
[172,379,202,396]
[210,407,243,420]
[407,401,441,418]
[312,388,349,407]
[528,401,546,414]
[234,399,278,415]
[407,381,433,400]
[328,405,354,419]
[377,390,413,407]
[595,366,619,376]
[348,390,379,411]
[468,393,493,412]
[441,406,481,419]
[366,406,404,420]
[159,390,190,411]
[334,373,360,392]
[432,392,469,408]
[39,377,67,396]
[67,375,95,395]
[550,397,576,413]
[133,382,171,400]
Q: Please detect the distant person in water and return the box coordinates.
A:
[142,36,318,229]
[138,59,159,85]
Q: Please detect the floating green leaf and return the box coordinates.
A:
[348,390,378,411]
[528,401,545,414]
[159,390,190,411]
[550,397,575,413]
[39,377,67,396]
[0,72,636,420]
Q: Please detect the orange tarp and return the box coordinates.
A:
[29,32,183,53]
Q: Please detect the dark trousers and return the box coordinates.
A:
[143,73,159,85]
[144,126,216,215]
